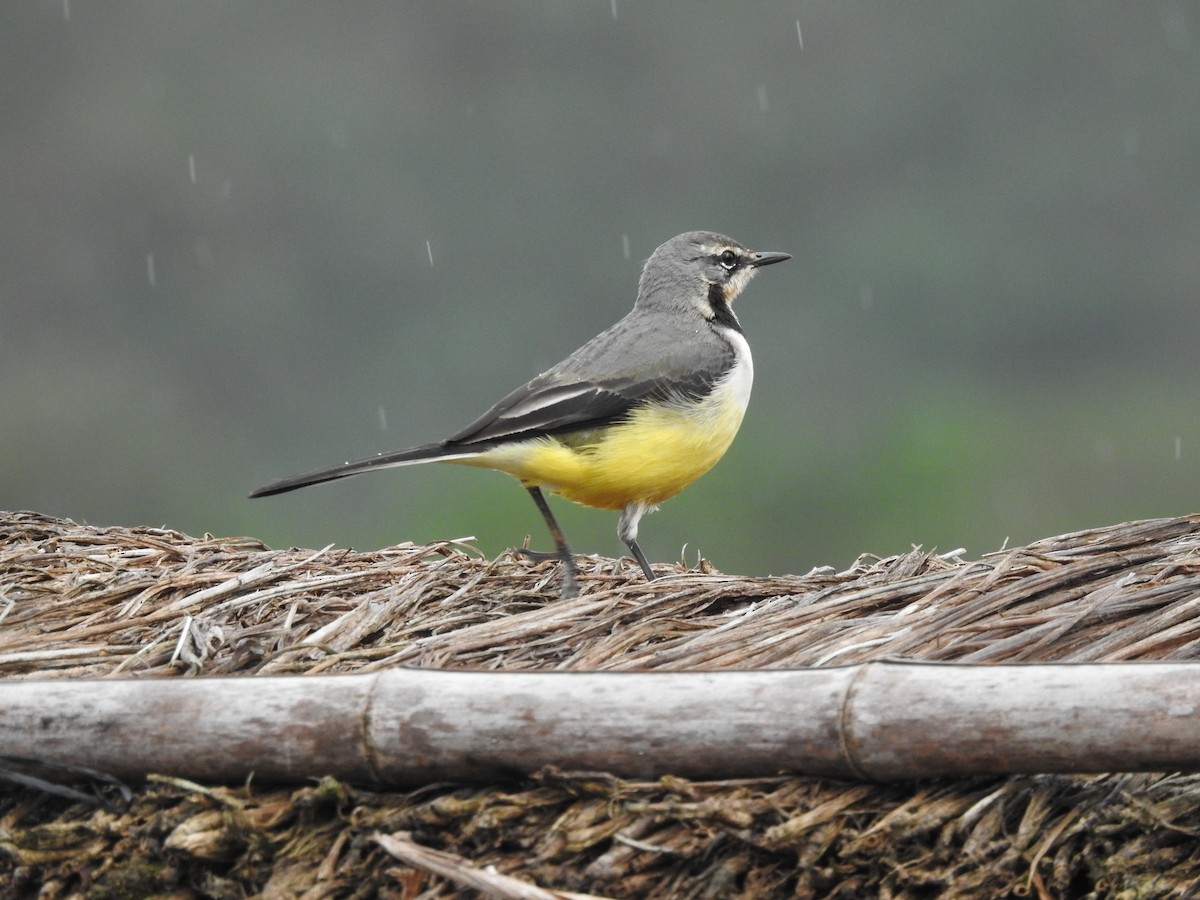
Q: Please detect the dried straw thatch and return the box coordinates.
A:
[3,509,1200,897]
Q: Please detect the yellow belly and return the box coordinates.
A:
[451,394,747,511]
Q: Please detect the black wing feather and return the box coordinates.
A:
[445,369,721,449]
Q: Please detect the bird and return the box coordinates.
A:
[251,231,790,597]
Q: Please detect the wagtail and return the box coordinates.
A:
[251,231,790,597]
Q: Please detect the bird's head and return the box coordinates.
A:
[636,231,790,320]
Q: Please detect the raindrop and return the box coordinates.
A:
[187,154,197,184]
[146,253,157,287]
[63,0,70,21]
[621,233,630,260]
[611,0,617,19]
[378,405,388,431]
[859,284,874,310]
[756,85,768,112]
[1160,4,1191,51]
[194,238,213,267]
[1176,436,1183,460]
[426,240,435,266]
[796,19,804,49]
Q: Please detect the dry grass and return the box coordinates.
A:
[3,509,1200,897]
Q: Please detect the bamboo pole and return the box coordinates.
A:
[1,662,1198,784]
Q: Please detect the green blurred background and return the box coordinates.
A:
[4,2,1198,575]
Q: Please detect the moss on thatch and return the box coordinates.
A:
[3,510,1200,897]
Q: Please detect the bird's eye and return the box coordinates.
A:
[718,250,738,270]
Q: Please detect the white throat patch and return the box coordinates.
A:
[715,327,754,413]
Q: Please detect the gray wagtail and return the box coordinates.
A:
[251,231,790,597]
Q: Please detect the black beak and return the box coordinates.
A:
[749,250,791,268]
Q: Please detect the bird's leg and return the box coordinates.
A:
[518,486,581,598]
[618,502,656,581]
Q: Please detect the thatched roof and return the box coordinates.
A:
[3,510,1200,897]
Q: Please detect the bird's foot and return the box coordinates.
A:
[511,547,560,563]
[512,547,581,599]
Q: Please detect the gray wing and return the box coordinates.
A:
[446,309,735,448]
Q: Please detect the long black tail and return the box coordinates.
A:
[249,441,476,497]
